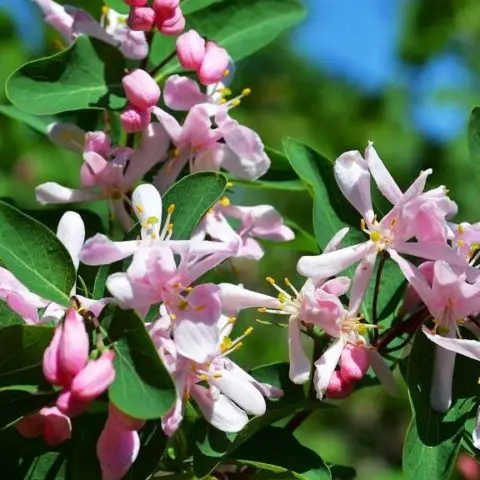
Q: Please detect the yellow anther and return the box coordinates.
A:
[277,292,287,303]
[167,223,174,233]
[199,374,209,382]
[370,231,381,242]
[457,224,465,235]
[219,87,232,96]
[219,196,230,207]
[457,239,465,248]
[242,88,252,96]
[471,242,480,252]
[360,218,366,230]
[184,287,193,293]
[170,314,177,321]
[439,325,450,335]
[284,277,292,287]
[257,307,267,313]
[226,181,234,188]
[234,342,243,351]
[221,337,233,352]
[168,204,175,215]
[173,148,180,157]
[213,373,223,379]
[101,5,110,16]
[147,216,159,225]
[357,324,367,335]
[224,69,231,77]
[151,233,158,239]
[266,276,275,285]
[172,282,182,289]
[390,217,398,228]
[195,305,206,312]
[177,299,189,310]
[244,327,254,336]
[228,317,236,324]
[231,99,241,107]
[135,204,144,214]
[219,98,228,105]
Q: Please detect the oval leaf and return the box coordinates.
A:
[107,308,176,419]
[6,37,126,115]
[0,201,76,306]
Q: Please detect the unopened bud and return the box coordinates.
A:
[198,41,230,85]
[120,104,152,133]
[40,407,72,446]
[128,7,156,31]
[122,69,161,110]
[339,344,370,382]
[42,327,62,386]
[325,371,356,399]
[70,350,116,402]
[56,389,89,417]
[176,30,206,70]
[156,7,185,35]
[109,403,145,431]
[123,0,147,6]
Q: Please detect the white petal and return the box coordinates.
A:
[297,242,371,279]
[56,212,85,271]
[80,234,138,265]
[365,142,402,205]
[313,339,345,399]
[289,317,311,384]
[131,184,163,238]
[173,319,219,364]
[36,183,99,205]
[348,250,376,314]
[473,406,480,449]
[210,370,266,416]
[218,283,279,317]
[106,273,135,308]
[324,227,349,254]
[191,385,248,433]
[47,122,85,154]
[334,150,373,224]
[422,326,480,362]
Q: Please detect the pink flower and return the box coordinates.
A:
[325,371,355,399]
[123,69,161,110]
[128,7,156,31]
[120,104,152,133]
[177,30,206,70]
[124,0,147,6]
[71,350,116,402]
[198,42,230,85]
[298,143,467,303]
[392,256,480,412]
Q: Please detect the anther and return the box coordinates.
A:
[135,204,144,214]
[242,88,252,96]
[219,196,230,207]
[266,276,275,285]
[168,204,175,215]
[226,181,234,188]
[224,69,231,77]
[244,327,254,336]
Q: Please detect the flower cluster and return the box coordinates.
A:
[5,0,480,478]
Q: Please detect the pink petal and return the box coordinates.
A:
[218,283,280,317]
[348,250,377,314]
[323,227,349,254]
[313,338,345,399]
[473,407,480,449]
[334,150,373,224]
[288,317,311,384]
[164,75,206,111]
[151,107,183,144]
[47,122,85,154]
[81,234,138,265]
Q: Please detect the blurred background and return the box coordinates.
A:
[1,0,479,478]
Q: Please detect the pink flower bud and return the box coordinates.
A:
[153,0,180,11]
[176,30,206,70]
[56,389,89,417]
[71,350,116,402]
[325,371,355,399]
[198,42,230,85]
[108,403,145,431]
[57,309,89,381]
[128,7,156,31]
[16,412,44,439]
[42,327,62,386]
[97,420,140,480]
[156,7,185,36]
[339,345,370,382]
[120,105,152,133]
[40,407,72,446]
[122,69,161,110]
[84,131,111,155]
[124,0,147,6]
[457,453,480,480]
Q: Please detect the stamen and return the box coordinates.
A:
[224,69,231,77]
[219,196,231,207]
[284,277,300,296]
[242,88,252,96]
[135,204,144,214]
[457,224,465,235]
[370,231,381,242]
[177,299,189,310]
[226,181,234,188]
[101,5,110,16]
[167,204,175,215]
[195,305,205,312]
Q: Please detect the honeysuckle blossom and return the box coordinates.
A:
[33,0,148,59]
[193,199,295,260]
[390,255,480,412]
[150,289,282,434]
[297,143,467,300]
[36,125,170,231]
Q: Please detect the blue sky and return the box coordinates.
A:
[1,0,474,143]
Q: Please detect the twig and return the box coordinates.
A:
[372,254,386,330]
[151,50,178,79]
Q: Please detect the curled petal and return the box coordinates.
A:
[422,326,480,362]
[81,235,138,266]
[56,211,85,272]
[36,183,100,205]
[288,317,311,384]
[314,339,345,399]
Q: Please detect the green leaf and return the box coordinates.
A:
[92,265,110,300]
[152,0,306,77]
[235,426,331,480]
[0,201,76,306]
[26,452,66,480]
[107,308,176,419]
[163,172,227,240]
[232,178,307,192]
[0,301,25,327]
[182,0,226,15]
[0,105,49,134]
[282,137,364,250]
[105,0,129,14]
[403,331,479,479]
[6,36,126,115]
[468,107,480,185]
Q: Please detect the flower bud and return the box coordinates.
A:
[176,30,206,70]
[40,407,72,446]
[120,105,152,133]
[198,41,230,85]
[42,327,62,386]
[339,344,369,382]
[109,403,145,431]
[325,371,355,399]
[97,420,140,480]
[153,0,180,11]
[123,0,147,6]
[56,389,89,417]
[71,350,116,402]
[122,69,161,110]
[156,7,185,36]
[57,309,89,381]
[84,131,111,155]
[128,7,156,31]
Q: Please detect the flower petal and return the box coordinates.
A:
[288,317,311,384]
[218,283,280,317]
[81,235,138,266]
[164,75,206,111]
[429,341,455,413]
[56,211,85,272]
[313,338,345,399]
[35,183,99,205]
